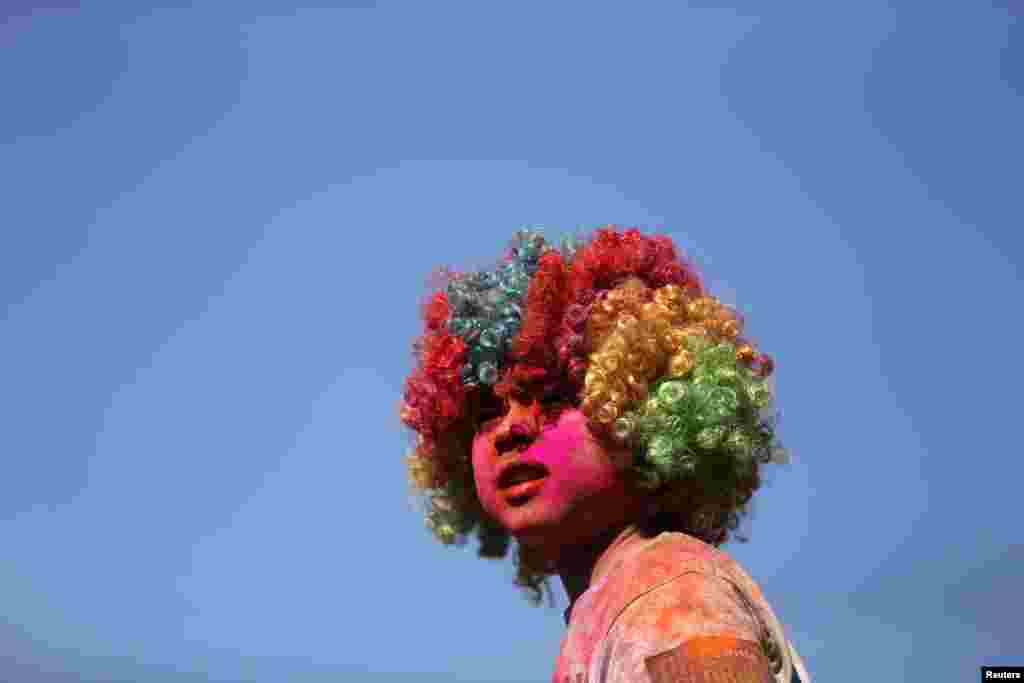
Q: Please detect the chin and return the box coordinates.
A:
[500,507,564,545]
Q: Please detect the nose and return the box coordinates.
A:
[493,399,540,456]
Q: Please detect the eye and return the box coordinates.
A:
[541,389,564,404]
[540,384,576,406]
[476,395,508,428]
[511,388,532,404]
[540,390,572,425]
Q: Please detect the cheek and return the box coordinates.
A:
[529,425,580,471]
[471,439,500,512]
[533,421,620,503]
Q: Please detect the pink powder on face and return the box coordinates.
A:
[531,411,620,509]
[472,408,633,542]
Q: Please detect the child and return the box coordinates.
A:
[400,227,811,682]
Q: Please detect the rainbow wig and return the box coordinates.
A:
[399,226,786,600]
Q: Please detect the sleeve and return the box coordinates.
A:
[594,571,773,683]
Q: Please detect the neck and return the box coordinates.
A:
[556,523,645,606]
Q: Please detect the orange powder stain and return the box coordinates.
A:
[653,604,681,633]
[682,634,743,659]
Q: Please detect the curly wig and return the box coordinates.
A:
[399,226,786,602]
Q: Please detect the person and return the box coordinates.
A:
[399,227,811,683]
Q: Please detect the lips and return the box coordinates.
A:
[498,462,549,490]
[497,462,549,506]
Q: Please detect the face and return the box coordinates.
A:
[471,390,644,556]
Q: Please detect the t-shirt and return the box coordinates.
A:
[552,531,811,683]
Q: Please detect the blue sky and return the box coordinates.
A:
[0,3,1020,681]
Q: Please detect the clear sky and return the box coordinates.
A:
[1,2,1020,682]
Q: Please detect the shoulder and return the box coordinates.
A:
[605,531,721,602]
[593,534,786,682]
[597,571,771,682]
[611,567,764,654]
[615,532,786,650]
[602,532,755,619]
[589,536,765,675]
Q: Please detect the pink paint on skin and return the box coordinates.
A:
[530,411,619,508]
[472,405,641,553]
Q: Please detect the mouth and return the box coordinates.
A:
[497,462,549,505]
